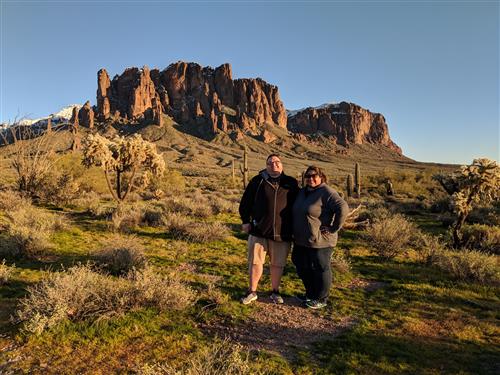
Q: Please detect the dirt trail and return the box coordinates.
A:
[202,279,385,357]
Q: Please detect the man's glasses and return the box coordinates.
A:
[267,161,282,165]
[304,173,318,179]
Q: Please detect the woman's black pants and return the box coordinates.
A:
[292,245,333,302]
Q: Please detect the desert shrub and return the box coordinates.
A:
[365,214,416,259]
[163,213,230,243]
[38,170,80,206]
[73,191,110,217]
[139,169,186,200]
[160,196,213,218]
[0,189,31,211]
[96,235,147,275]
[430,197,452,213]
[331,250,352,274]
[0,259,14,285]
[110,204,143,233]
[356,204,391,223]
[129,266,197,311]
[460,224,500,254]
[2,205,60,258]
[15,264,196,334]
[434,249,499,286]
[137,339,258,375]
[140,205,166,227]
[467,204,500,226]
[210,195,238,215]
[412,232,447,265]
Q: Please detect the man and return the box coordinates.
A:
[238,154,299,304]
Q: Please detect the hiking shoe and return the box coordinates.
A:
[240,291,258,305]
[305,300,327,310]
[270,292,284,304]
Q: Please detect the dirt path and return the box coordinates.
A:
[201,279,385,358]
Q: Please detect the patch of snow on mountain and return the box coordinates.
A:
[287,102,338,117]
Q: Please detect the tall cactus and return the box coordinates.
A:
[354,162,361,197]
[346,174,353,198]
[231,158,235,186]
[239,145,249,189]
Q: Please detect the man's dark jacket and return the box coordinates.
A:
[239,170,299,242]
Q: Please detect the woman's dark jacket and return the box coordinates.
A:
[292,183,349,248]
[239,170,299,242]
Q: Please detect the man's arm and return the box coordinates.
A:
[238,176,260,228]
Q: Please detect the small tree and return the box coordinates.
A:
[82,134,165,202]
[433,158,500,247]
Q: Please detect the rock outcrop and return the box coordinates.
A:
[287,102,401,154]
[95,62,287,135]
[78,101,94,129]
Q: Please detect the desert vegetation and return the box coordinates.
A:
[0,130,498,375]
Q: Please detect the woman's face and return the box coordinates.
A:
[304,170,322,188]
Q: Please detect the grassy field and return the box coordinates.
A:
[0,125,498,374]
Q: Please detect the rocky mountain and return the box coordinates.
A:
[93,61,401,154]
[96,62,286,136]
[287,102,402,154]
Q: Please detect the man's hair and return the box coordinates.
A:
[266,153,281,163]
[304,165,328,184]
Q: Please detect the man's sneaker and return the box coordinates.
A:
[305,300,327,309]
[240,291,258,305]
[270,292,284,304]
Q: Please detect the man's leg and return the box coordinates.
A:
[269,240,291,292]
[247,235,267,292]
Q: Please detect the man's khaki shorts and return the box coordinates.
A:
[247,235,291,268]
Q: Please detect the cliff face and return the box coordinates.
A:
[95,62,287,135]
[287,102,402,154]
[93,62,401,153]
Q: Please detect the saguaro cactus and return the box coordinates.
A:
[346,174,353,198]
[239,145,249,189]
[231,158,235,186]
[354,162,361,197]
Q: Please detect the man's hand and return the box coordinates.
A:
[241,223,251,233]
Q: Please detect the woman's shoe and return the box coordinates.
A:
[305,300,327,309]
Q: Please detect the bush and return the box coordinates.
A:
[459,224,500,254]
[0,189,31,211]
[412,232,446,265]
[38,170,80,206]
[434,249,499,286]
[15,264,197,334]
[2,205,60,258]
[137,339,258,375]
[73,191,110,217]
[331,250,351,274]
[164,213,230,243]
[160,196,213,218]
[0,259,14,285]
[96,235,147,275]
[365,214,416,259]
[140,205,166,227]
[110,204,143,233]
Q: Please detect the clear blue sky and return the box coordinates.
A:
[1,0,498,164]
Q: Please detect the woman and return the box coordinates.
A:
[292,166,349,309]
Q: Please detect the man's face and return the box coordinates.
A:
[266,156,283,177]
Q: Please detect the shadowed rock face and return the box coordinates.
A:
[96,62,287,135]
[287,102,402,154]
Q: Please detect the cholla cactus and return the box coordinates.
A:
[434,158,500,246]
[82,134,165,202]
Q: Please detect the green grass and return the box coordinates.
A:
[0,190,498,374]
